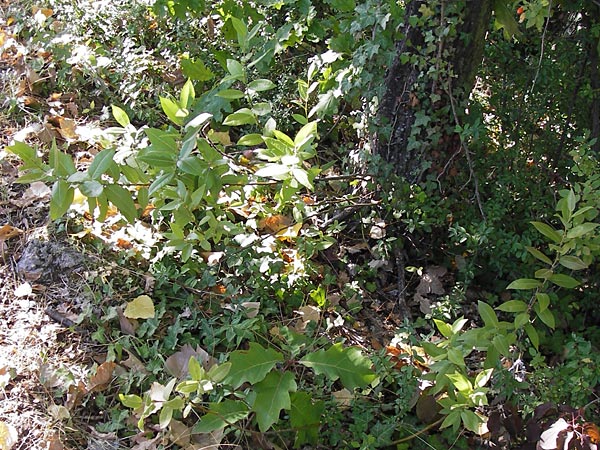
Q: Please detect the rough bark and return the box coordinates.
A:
[375,0,493,181]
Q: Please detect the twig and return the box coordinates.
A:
[445,81,486,221]
[530,0,552,94]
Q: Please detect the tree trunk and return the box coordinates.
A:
[375,0,493,181]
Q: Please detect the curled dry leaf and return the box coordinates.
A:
[88,361,117,393]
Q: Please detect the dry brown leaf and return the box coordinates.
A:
[168,419,192,447]
[164,344,215,379]
[0,224,23,242]
[259,214,292,233]
[57,117,77,140]
[88,361,117,393]
[65,381,87,410]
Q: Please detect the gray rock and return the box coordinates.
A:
[17,239,85,282]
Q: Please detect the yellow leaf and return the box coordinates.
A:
[124,295,155,319]
[0,422,18,450]
[276,222,302,240]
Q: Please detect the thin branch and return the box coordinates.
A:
[445,81,486,221]
[530,0,552,93]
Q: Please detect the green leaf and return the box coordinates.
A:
[49,142,76,177]
[207,362,231,383]
[179,79,195,109]
[79,180,104,198]
[524,323,539,350]
[536,293,550,312]
[88,149,116,180]
[104,184,137,222]
[252,102,272,116]
[160,96,186,126]
[447,347,465,367]
[493,0,522,39]
[159,405,173,429]
[300,343,376,390]
[111,105,130,127]
[119,394,143,409]
[181,58,214,82]
[193,400,250,433]
[50,180,74,220]
[566,223,599,239]
[251,370,297,432]
[6,141,44,169]
[478,301,499,328]
[145,128,179,153]
[531,221,562,243]
[188,356,203,381]
[290,392,324,447]
[237,134,263,146]
[559,255,588,270]
[496,300,528,313]
[492,334,509,356]
[255,163,290,179]
[223,108,257,126]
[536,308,555,329]
[292,113,308,125]
[526,246,552,265]
[433,319,453,338]
[514,312,530,329]
[247,79,276,92]
[548,273,580,288]
[217,89,245,99]
[226,59,245,80]
[440,409,461,430]
[474,368,494,388]
[446,372,472,393]
[461,410,484,434]
[291,168,313,189]
[223,343,283,389]
[506,278,542,290]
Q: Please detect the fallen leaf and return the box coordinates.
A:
[0,224,23,241]
[332,388,353,408]
[168,419,191,447]
[165,344,215,379]
[88,361,117,393]
[117,306,137,335]
[124,295,155,319]
[241,302,260,318]
[65,381,87,410]
[0,421,18,450]
[48,404,71,421]
[259,215,292,233]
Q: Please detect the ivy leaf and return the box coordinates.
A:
[251,370,297,432]
[223,343,283,389]
[290,392,325,447]
[300,343,376,390]
[193,400,250,433]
